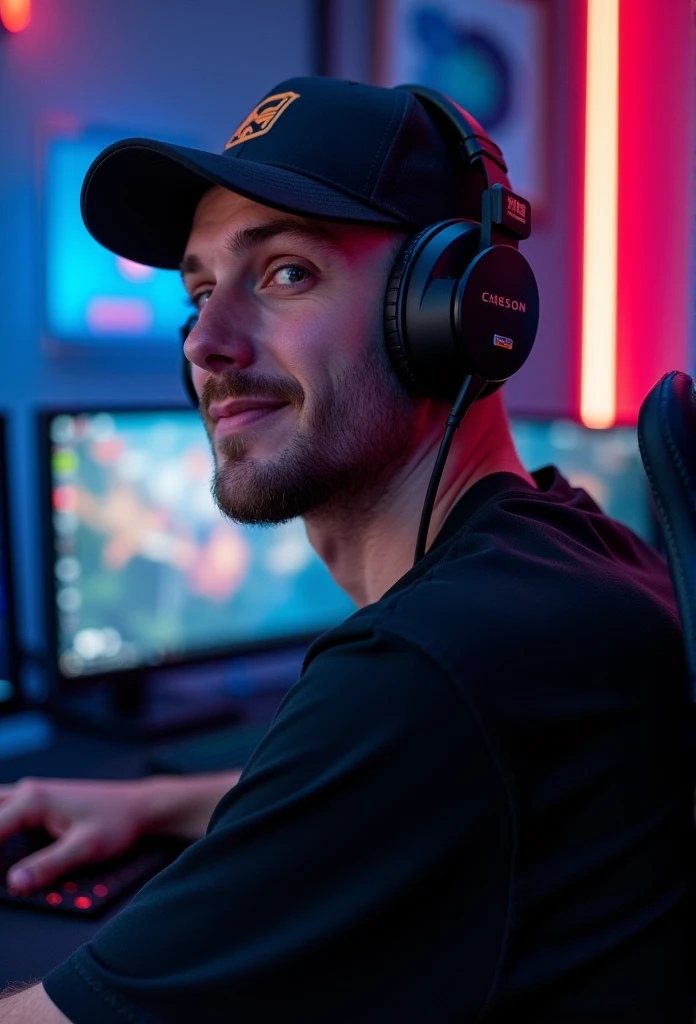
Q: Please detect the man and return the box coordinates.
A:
[0,76,693,1022]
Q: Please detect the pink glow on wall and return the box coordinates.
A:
[614,0,694,424]
[85,297,154,335]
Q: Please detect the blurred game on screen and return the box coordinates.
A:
[48,410,356,679]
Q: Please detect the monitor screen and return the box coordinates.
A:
[40,408,357,682]
[510,417,656,544]
[0,416,20,711]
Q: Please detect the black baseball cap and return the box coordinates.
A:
[80,76,488,271]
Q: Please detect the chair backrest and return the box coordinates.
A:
[638,370,696,699]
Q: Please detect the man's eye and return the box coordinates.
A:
[188,290,211,312]
[270,264,310,287]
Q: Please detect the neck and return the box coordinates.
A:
[304,390,536,608]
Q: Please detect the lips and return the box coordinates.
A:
[208,398,288,421]
[208,399,291,440]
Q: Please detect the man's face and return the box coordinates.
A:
[182,186,420,525]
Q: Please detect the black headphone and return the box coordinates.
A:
[179,85,539,560]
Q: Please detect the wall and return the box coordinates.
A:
[615,0,695,422]
[0,0,314,661]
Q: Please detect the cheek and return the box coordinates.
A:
[298,293,382,372]
[270,301,349,389]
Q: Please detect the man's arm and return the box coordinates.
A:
[40,632,512,1023]
[0,983,71,1023]
[138,768,242,840]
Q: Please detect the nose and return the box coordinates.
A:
[182,293,255,377]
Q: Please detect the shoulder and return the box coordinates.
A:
[208,625,512,836]
[362,491,677,665]
[275,626,487,760]
[304,489,684,728]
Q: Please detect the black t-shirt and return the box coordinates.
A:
[43,467,696,1023]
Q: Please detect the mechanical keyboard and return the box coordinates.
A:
[147,722,271,775]
[0,828,187,916]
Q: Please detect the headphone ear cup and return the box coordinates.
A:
[384,226,434,390]
[384,220,483,400]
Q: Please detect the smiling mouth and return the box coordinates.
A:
[213,404,290,438]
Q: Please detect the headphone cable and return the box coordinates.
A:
[413,373,488,565]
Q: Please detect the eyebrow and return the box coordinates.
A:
[179,218,343,280]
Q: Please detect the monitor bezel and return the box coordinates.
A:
[37,404,345,693]
[0,414,21,710]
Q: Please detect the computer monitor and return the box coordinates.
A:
[0,415,21,714]
[38,407,357,692]
[509,417,658,546]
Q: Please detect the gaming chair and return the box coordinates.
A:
[638,370,696,699]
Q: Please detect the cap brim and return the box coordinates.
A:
[81,139,405,270]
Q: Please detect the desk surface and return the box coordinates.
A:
[0,694,281,989]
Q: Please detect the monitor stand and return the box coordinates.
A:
[47,647,305,742]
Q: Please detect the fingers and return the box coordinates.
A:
[0,780,36,805]
[0,782,45,842]
[7,825,95,893]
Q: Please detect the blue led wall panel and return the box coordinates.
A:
[43,128,193,346]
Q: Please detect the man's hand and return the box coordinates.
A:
[0,983,71,1022]
[0,770,242,893]
[0,777,150,893]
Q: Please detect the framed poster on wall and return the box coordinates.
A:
[373,0,551,217]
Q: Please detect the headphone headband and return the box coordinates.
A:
[397,84,530,251]
[396,84,512,191]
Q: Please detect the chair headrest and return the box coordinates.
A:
[638,370,696,694]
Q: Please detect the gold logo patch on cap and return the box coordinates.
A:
[224,91,300,150]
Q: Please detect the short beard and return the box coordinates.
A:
[206,343,419,527]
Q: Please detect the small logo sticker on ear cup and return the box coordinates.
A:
[493,334,514,350]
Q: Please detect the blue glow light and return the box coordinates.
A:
[44,128,194,346]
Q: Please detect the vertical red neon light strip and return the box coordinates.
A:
[580,0,619,428]
[0,0,31,32]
